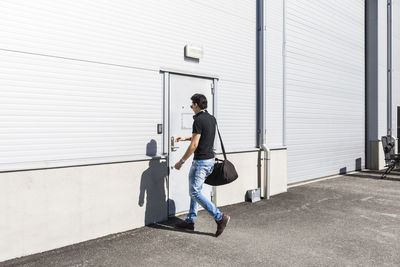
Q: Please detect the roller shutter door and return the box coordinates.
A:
[285,0,365,183]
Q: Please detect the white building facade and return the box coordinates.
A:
[0,0,398,261]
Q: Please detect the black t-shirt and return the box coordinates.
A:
[192,110,216,160]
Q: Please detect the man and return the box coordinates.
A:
[173,93,230,237]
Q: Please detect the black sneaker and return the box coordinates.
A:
[175,220,194,231]
[215,214,230,237]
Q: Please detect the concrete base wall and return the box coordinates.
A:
[213,149,288,206]
[367,140,386,170]
[259,148,288,197]
[0,159,168,262]
[269,148,288,196]
[1,150,289,261]
[214,152,258,207]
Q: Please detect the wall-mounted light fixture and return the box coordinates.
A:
[184,44,203,60]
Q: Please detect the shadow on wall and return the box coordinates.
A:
[355,158,362,171]
[138,139,173,225]
[339,158,362,175]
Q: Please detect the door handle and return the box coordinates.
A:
[171,137,180,151]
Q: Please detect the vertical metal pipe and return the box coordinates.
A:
[257,0,271,199]
[257,0,264,148]
[262,0,271,200]
[260,0,265,139]
[387,0,393,136]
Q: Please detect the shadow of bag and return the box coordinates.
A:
[205,122,238,186]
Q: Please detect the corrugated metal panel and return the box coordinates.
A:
[0,0,255,83]
[217,80,256,152]
[265,0,284,147]
[0,50,163,171]
[0,0,256,171]
[285,0,365,183]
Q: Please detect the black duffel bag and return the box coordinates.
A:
[205,123,238,186]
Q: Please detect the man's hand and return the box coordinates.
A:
[174,161,183,170]
[175,136,185,142]
[173,134,200,171]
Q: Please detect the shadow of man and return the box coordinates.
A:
[139,140,213,236]
[139,140,169,225]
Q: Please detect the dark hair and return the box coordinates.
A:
[191,94,208,109]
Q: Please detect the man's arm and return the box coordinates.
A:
[181,133,200,161]
[176,136,192,142]
[174,133,201,170]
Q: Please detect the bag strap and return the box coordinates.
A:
[215,120,227,160]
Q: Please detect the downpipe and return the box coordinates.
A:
[258,0,271,199]
[386,0,396,151]
[387,0,393,137]
[261,144,271,199]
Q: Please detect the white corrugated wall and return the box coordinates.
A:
[265,0,284,147]
[285,0,365,183]
[0,0,256,171]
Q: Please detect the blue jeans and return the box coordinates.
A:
[186,158,223,223]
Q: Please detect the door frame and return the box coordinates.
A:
[160,68,219,215]
[161,68,219,155]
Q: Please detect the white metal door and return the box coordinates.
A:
[168,74,214,216]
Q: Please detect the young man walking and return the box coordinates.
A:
[173,93,230,237]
